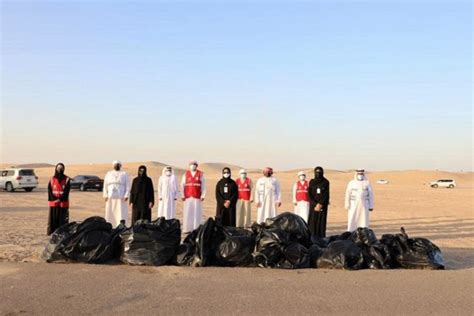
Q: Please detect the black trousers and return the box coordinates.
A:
[47,206,69,235]
[131,206,152,224]
[308,206,328,237]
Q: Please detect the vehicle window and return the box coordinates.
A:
[75,176,83,181]
[84,176,99,180]
[1,171,7,177]
[19,169,35,176]
[7,171,15,176]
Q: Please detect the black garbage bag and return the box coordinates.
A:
[264,212,311,246]
[120,217,181,266]
[177,229,200,266]
[324,231,352,245]
[351,227,377,246]
[42,216,124,264]
[215,226,256,267]
[308,244,324,268]
[317,240,365,270]
[311,235,328,248]
[192,217,220,267]
[276,242,310,269]
[253,228,290,268]
[380,227,444,270]
[360,242,392,269]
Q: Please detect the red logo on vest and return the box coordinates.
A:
[295,180,309,202]
[236,177,251,201]
[48,177,70,208]
[184,170,202,199]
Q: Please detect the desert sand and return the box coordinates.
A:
[1,162,473,315]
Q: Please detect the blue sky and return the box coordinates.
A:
[1,0,472,171]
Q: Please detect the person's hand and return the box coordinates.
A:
[201,198,205,202]
[256,202,261,208]
[314,204,322,212]
[149,202,154,209]
[224,200,231,208]
[174,198,177,201]
[294,203,297,206]
[124,197,128,202]
[250,200,254,203]
[104,197,108,202]
[130,203,133,207]
[182,198,186,201]
[369,208,374,212]
[277,202,281,207]
[55,199,61,203]
[159,198,163,201]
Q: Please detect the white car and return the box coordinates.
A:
[377,179,389,184]
[0,168,39,192]
[430,179,456,189]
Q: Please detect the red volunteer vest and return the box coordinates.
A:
[236,178,251,201]
[295,180,309,202]
[184,170,202,199]
[48,177,70,208]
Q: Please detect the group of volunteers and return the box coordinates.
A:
[47,160,375,238]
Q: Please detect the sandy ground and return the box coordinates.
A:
[0,162,473,314]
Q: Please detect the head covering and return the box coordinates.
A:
[54,162,66,181]
[356,169,365,173]
[263,167,273,177]
[112,160,121,166]
[138,165,147,177]
[354,169,367,181]
[297,171,305,177]
[239,169,247,175]
[189,160,198,166]
[133,165,149,193]
[222,167,231,179]
[312,166,327,184]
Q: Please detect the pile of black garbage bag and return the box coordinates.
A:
[43,212,444,269]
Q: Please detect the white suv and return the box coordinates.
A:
[430,179,456,189]
[0,168,39,192]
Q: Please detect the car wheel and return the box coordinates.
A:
[24,188,34,192]
[6,182,14,192]
[80,184,86,191]
[431,184,438,188]
[448,184,454,188]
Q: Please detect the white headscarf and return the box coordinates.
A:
[161,166,177,187]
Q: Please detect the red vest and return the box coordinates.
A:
[184,170,202,199]
[295,180,309,202]
[236,177,251,201]
[48,177,70,208]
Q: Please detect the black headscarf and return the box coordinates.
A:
[313,166,326,183]
[133,165,148,193]
[54,163,66,182]
[222,167,231,180]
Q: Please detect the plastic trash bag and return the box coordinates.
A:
[253,228,289,268]
[351,227,378,246]
[276,242,310,269]
[42,216,124,264]
[215,226,256,267]
[120,217,181,266]
[360,242,392,269]
[324,231,352,245]
[308,244,324,268]
[264,212,311,246]
[317,240,365,270]
[380,227,444,269]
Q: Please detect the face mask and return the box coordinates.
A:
[223,173,230,178]
[240,174,247,179]
[315,172,322,179]
[114,165,121,171]
[138,169,145,176]
[56,167,64,174]
[165,171,172,176]
[299,175,306,181]
[357,174,364,181]
[190,165,197,172]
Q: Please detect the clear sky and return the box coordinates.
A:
[1,0,472,171]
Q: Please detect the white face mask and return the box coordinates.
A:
[299,175,306,181]
[240,174,247,179]
[357,174,364,181]
[190,165,197,172]
[223,173,230,179]
[165,171,172,176]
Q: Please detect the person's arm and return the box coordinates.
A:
[276,179,282,203]
[181,174,186,200]
[250,179,255,202]
[368,183,374,210]
[158,177,163,200]
[307,180,315,204]
[103,174,109,199]
[129,179,136,204]
[320,181,330,206]
[174,177,180,200]
[48,179,54,201]
[60,178,71,202]
[124,174,131,199]
[229,181,238,204]
[149,178,155,205]
[200,173,206,199]
[292,183,297,205]
[344,182,351,210]
[215,181,225,205]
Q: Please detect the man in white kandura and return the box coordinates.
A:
[255,167,281,223]
[181,160,206,233]
[293,171,310,223]
[157,166,180,220]
[345,169,374,232]
[103,160,131,227]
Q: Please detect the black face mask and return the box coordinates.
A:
[56,168,64,174]
[114,165,121,171]
[315,172,322,179]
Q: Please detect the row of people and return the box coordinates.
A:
[47,161,374,237]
